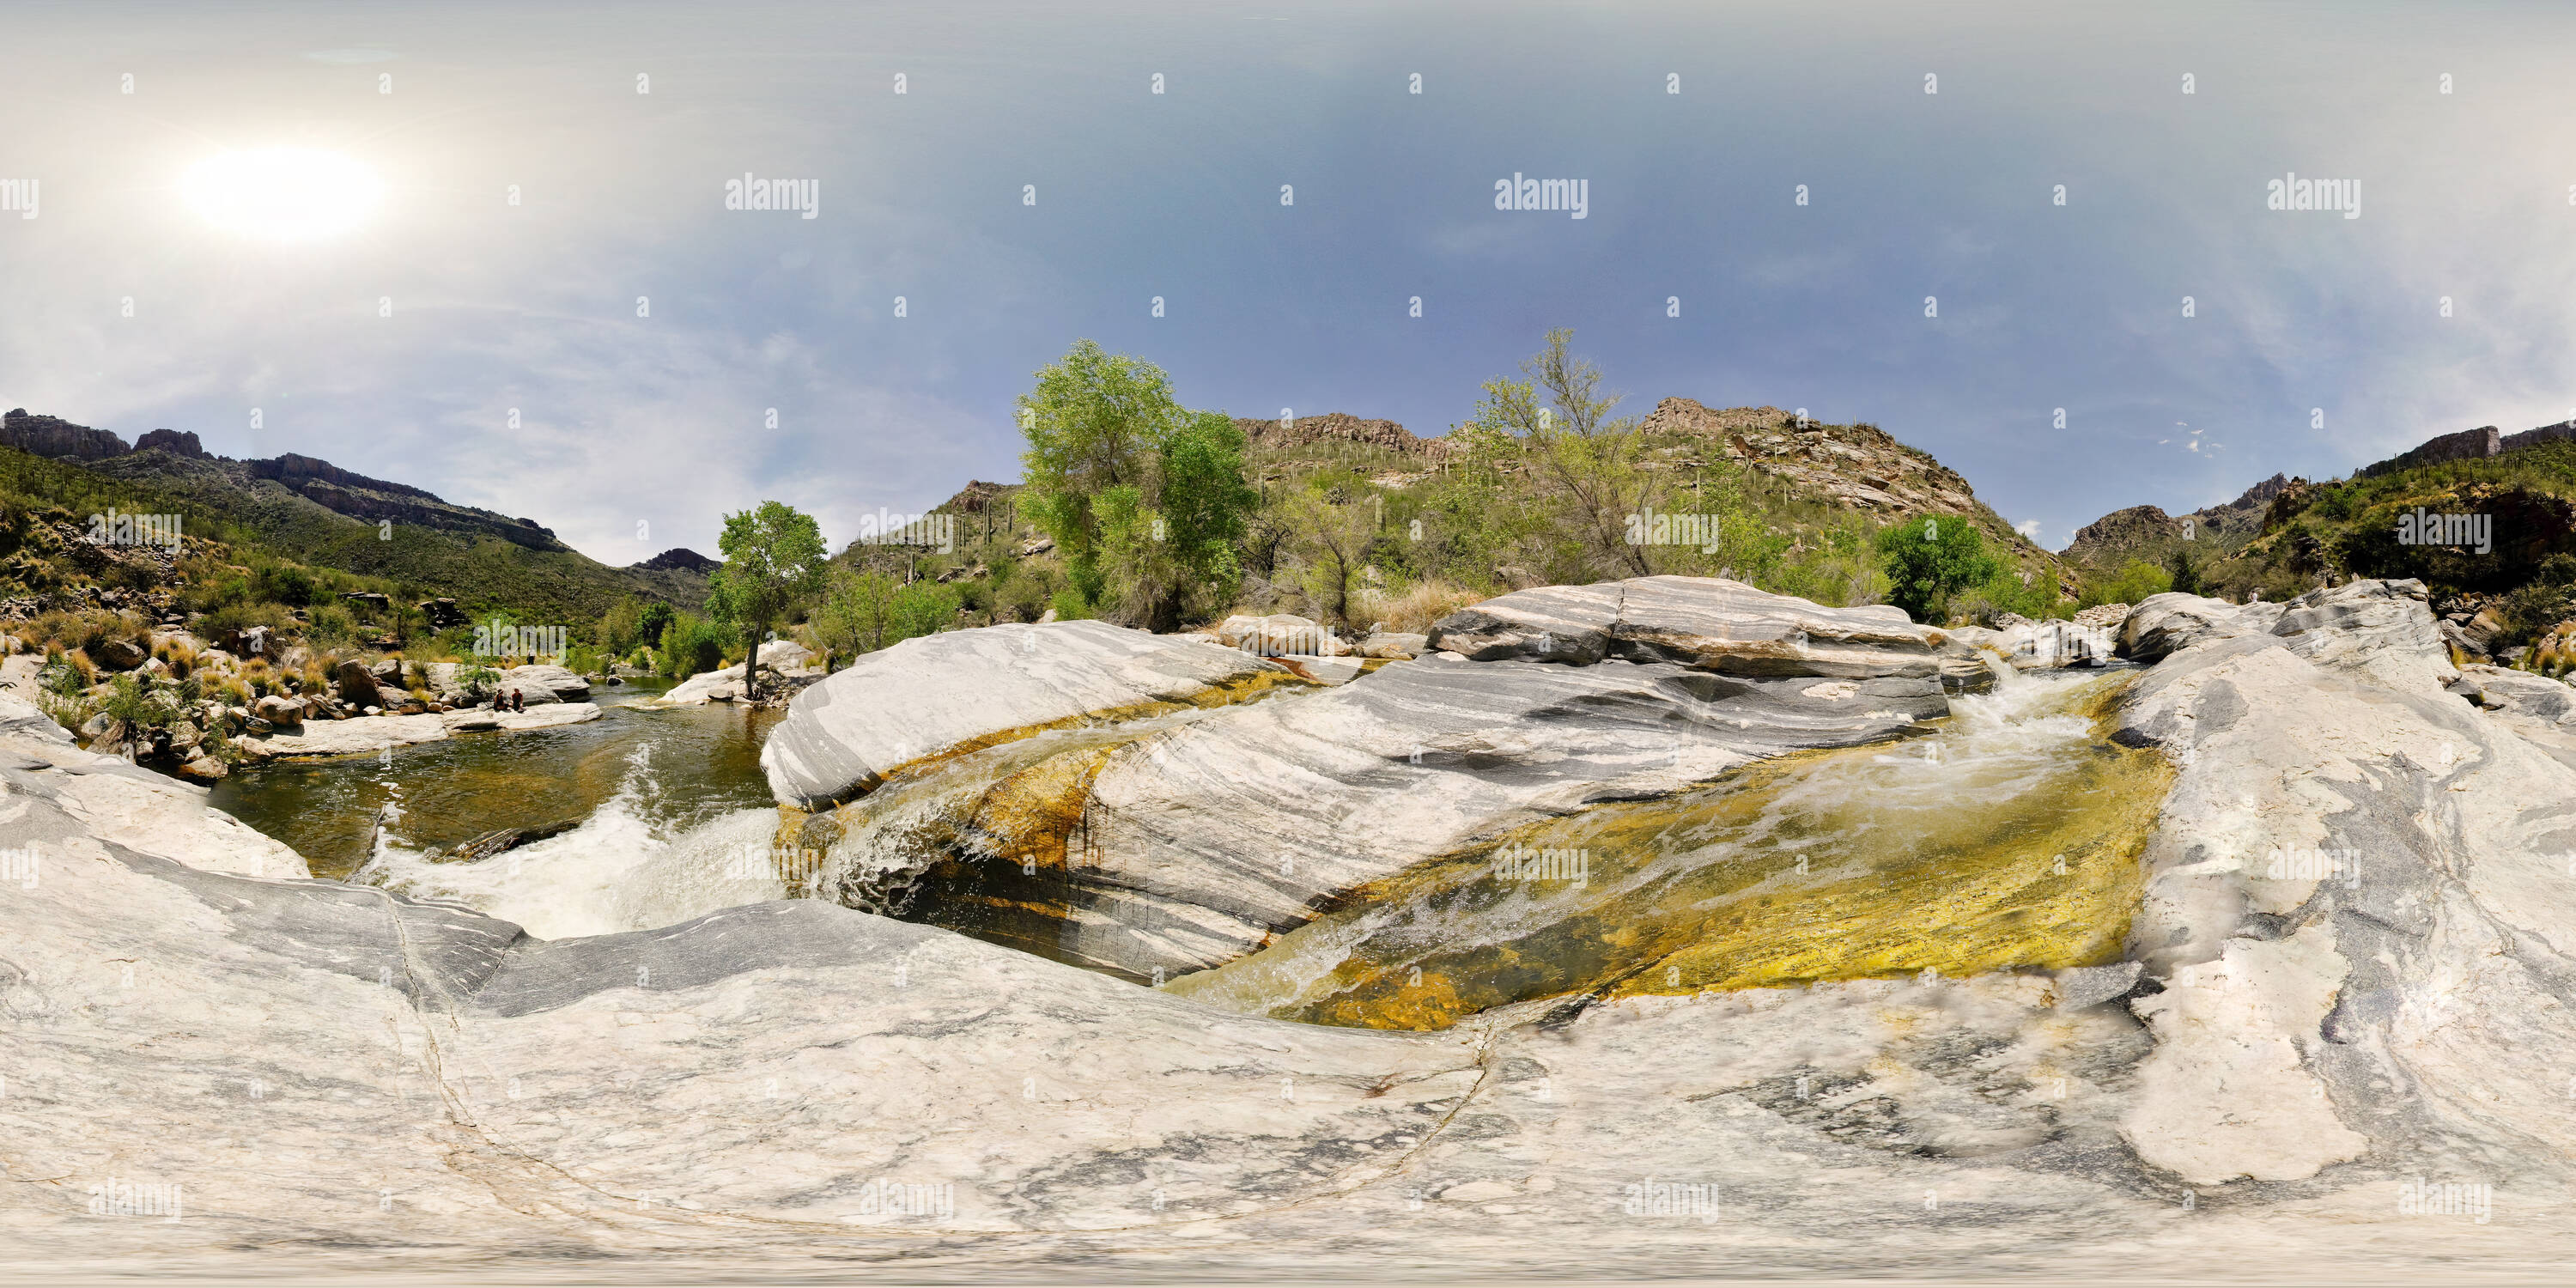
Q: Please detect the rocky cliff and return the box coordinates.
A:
[1,408,129,461]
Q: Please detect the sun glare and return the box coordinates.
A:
[181,147,383,240]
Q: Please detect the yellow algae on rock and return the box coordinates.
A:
[1170,669,2172,1030]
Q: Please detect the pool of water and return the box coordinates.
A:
[209,680,791,939]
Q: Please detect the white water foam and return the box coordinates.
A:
[354,742,786,940]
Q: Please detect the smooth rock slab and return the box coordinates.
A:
[0,692,305,878]
[2107,580,2576,1189]
[975,651,1947,978]
[1428,574,1984,686]
[761,620,1289,810]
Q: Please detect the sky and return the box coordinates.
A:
[5,0,2576,562]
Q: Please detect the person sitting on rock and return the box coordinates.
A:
[511,689,525,713]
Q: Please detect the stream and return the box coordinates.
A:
[207,662,2166,1025]
[210,680,790,939]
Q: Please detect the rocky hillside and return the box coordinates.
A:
[1,409,709,622]
[2067,417,2576,665]
[2058,476,2287,575]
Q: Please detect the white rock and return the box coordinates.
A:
[760,621,1288,808]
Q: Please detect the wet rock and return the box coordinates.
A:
[827,647,1947,980]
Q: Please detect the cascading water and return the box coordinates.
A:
[352,739,786,939]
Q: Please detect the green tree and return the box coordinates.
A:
[708,501,827,699]
[1285,484,1379,629]
[1467,330,1654,580]
[811,567,900,658]
[1876,516,2002,623]
[1017,340,1181,610]
[1015,343,1258,630]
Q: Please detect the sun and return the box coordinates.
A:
[181,147,383,240]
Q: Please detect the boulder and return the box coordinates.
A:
[1218,613,1351,657]
[1358,630,1428,659]
[788,587,1947,984]
[2264,578,2456,693]
[2101,578,2576,1190]
[2449,664,2576,726]
[1428,576,1959,683]
[94,636,147,671]
[495,662,590,704]
[333,659,386,707]
[2115,592,2286,663]
[252,694,305,726]
[426,661,589,705]
[759,621,1291,808]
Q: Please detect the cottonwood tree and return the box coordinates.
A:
[708,501,826,699]
[1018,342,1256,630]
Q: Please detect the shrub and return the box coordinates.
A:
[100,673,176,732]
[202,599,296,642]
[1875,518,2002,623]
[306,603,358,649]
[1352,577,1486,635]
[656,614,728,679]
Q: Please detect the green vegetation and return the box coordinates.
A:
[708,501,828,696]
[2179,438,2576,657]
[1016,341,1260,629]
[1875,517,2002,623]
